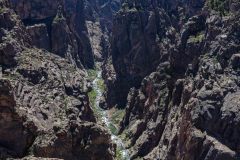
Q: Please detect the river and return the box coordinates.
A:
[92,69,130,160]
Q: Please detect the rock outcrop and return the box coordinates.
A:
[106,0,206,108]
[85,0,121,61]
[9,0,121,68]
[10,0,95,69]
[0,79,36,159]
[108,0,240,159]
[26,24,50,51]
[0,1,115,159]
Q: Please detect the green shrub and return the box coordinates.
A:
[88,89,97,107]
[188,33,204,43]
[0,8,4,13]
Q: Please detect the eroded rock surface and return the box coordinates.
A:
[10,0,95,69]
[106,0,206,108]
[0,1,115,159]
[109,0,240,159]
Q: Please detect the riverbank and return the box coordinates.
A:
[87,63,130,160]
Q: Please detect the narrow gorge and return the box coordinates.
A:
[88,63,129,160]
[0,0,240,160]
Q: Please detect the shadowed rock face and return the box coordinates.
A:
[9,0,122,69]
[9,0,95,69]
[84,0,121,61]
[106,0,205,108]
[0,79,36,158]
[0,1,115,159]
[115,0,240,159]
[26,24,50,51]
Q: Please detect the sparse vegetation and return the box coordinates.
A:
[3,73,19,81]
[88,89,97,107]
[110,108,125,127]
[208,0,229,16]
[109,122,118,135]
[119,129,132,148]
[97,78,106,92]
[87,68,99,116]
[0,8,4,13]
[115,148,122,160]
[91,102,104,120]
[121,1,143,13]
[87,69,104,120]
[116,147,124,160]
[53,15,66,23]
[188,33,205,43]
[87,69,97,81]
[63,97,69,110]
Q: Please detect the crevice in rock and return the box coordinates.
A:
[22,16,54,51]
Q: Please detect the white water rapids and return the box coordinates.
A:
[92,70,130,160]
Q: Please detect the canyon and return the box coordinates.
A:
[0,0,240,160]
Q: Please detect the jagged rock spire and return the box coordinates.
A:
[56,3,64,18]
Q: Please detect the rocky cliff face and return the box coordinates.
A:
[1,0,240,159]
[10,0,95,69]
[107,0,240,159]
[106,0,206,108]
[85,0,121,62]
[0,0,115,159]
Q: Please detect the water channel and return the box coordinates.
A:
[91,68,130,160]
